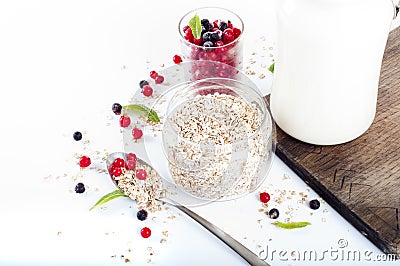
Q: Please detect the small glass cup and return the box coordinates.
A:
[178,7,244,80]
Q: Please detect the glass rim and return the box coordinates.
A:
[163,77,271,147]
[178,6,244,50]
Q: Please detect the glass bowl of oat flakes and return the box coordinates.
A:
[162,77,275,201]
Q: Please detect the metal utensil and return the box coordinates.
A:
[106,152,270,266]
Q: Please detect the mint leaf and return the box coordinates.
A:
[188,14,202,39]
[269,62,275,73]
[89,189,128,211]
[271,221,311,229]
[123,104,160,123]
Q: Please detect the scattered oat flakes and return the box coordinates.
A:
[245,70,256,75]
[113,161,165,212]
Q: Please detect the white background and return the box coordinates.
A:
[0,1,399,265]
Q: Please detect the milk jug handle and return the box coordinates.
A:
[393,0,400,19]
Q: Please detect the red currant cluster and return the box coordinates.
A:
[107,154,148,181]
[183,19,241,49]
[181,17,242,72]
[112,103,143,140]
[108,155,152,238]
[138,70,165,98]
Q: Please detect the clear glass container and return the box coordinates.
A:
[162,78,275,201]
[178,7,244,80]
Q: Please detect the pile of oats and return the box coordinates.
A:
[164,92,271,200]
[114,162,165,212]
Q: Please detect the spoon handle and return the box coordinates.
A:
[175,204,270,266]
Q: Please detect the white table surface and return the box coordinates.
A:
[0,1,399,265]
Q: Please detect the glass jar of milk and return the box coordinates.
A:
[270,0,397,145]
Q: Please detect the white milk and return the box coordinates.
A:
[270,0,395,145]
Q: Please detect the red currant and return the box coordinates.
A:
[140,227,151,238]
[132,127,143,140]
[111,166,123,177]
[154,75,164,84]
[126,153,137,162]
[214,40,224,47]
[119,115,131,128]
[142,85,153,97]
[222,28,235,44]
[233,27,241,39]
[173,54,182,64]
[150,70,158,79]
[184,27,194,43]
[126,160,136,170]
[213,19,221,28]
[113,158,125,168]
[193,38,202,46]
[136,169,147,180]
[259,192,271,203]
[79,156,91,168]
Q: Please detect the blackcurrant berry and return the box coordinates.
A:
[137,209,148,221]
[139,80,149,89]
[75,183,85,193]
[73,131,82,141]
[309,199,321,210]
[269,208,279,219]
[112,103,122,115]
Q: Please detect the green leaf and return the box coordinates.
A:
[123,104,160,123]
[89,189,128,211]
[271,221,311,229]
[188,14,202,39]
[269,62,275,73]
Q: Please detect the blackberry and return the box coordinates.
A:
[202,32,213,42]
[219,21,228,31]
[203,41,214,51]
[112,103,122,115]
[73,131,82,141]
[75,183,85,193]
[201,26,208,36]
[203,23,213,32]
[139,80,149,89]
[210,32,221,42]
[137,209,148,221]
[309,199,320,210]
[269,208,279,219]
[201,19,210,25]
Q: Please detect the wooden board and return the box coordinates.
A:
[268,27,400,256]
